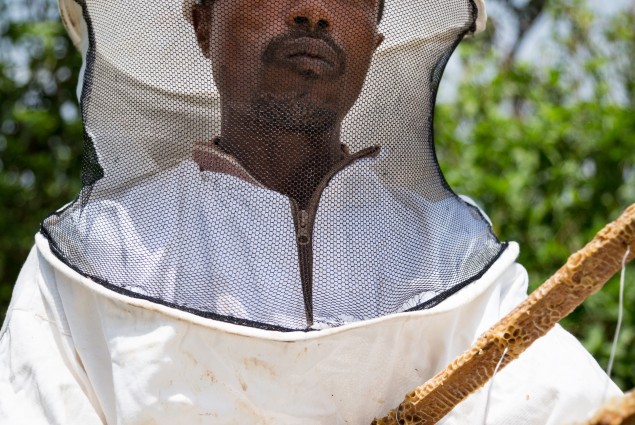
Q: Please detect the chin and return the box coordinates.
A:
[252,94,338,136]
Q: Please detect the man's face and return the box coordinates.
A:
[193,0,384,135]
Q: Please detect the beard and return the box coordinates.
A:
[251,92,338,137]
[249,29,346,137]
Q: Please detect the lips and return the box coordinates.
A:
[267,36,344,78]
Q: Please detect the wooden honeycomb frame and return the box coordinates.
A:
[581,389,635,425]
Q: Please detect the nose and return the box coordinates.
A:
[287,0,332,31]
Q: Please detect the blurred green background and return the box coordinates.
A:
[1,0,633,391]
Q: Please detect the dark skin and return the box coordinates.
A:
[192,0,384,207]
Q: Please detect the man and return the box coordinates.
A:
[0,0,621,423]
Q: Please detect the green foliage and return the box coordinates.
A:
[436,1,635,389]
[0,0,633,393]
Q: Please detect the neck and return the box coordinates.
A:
[219,113,342,208]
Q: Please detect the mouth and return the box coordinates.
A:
[272,37,342,78]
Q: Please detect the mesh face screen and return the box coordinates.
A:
[44,0,505,331]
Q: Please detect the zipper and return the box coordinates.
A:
[290,200,315,326]
[296,209,310,246]
[290,145,381,328]
[289,202,314,327]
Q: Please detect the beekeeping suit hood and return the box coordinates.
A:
[47,0,504,331]
[0,0,621,423]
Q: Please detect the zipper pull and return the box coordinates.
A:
[297,209,310,245]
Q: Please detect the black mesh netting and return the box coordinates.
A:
[43,0,506,331]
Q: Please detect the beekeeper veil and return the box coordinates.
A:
[45,0,504,330]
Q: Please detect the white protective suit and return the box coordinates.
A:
[0,148,623,424]
[0,0,623,423]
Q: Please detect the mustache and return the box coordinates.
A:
[261,29,347,76]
